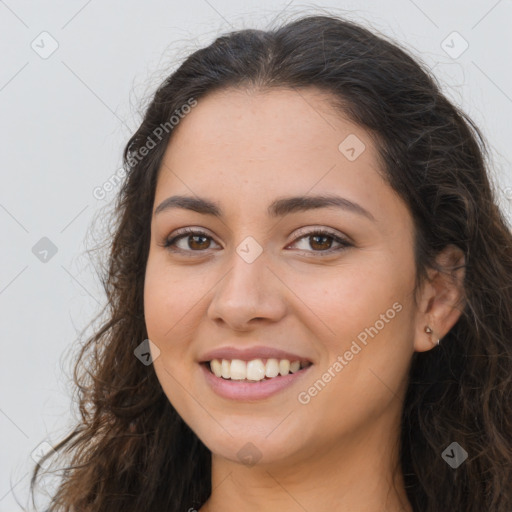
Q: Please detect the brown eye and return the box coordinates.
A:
[308,233,334,251]
[289,229,352,255]
[163,228,219,254]
[185,234,211,250]
[161,227,352,256]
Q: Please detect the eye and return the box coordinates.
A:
[162,228,220,254]
[161,227,352,256]
[287,228,352,255]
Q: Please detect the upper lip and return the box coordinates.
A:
[199,345,313,363]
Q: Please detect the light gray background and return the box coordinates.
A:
[1,1,511,510]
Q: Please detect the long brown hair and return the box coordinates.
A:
[25,12,512,512]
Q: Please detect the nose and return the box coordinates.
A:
[207,248,287,331]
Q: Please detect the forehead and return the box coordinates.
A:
[154,87,397,222]
[163,86,375,164]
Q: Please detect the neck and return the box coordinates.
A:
[199,413,413,512]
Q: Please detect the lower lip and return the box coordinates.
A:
[200,363,313,401]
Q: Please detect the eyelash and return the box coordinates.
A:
[161,227,352,257]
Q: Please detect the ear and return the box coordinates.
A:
[414,244,466,352]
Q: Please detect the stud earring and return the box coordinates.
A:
[424,325,440,346]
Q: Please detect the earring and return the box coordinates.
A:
[424,325,440,346]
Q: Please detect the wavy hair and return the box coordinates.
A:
[26,11,512,512]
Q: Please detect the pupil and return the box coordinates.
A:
[311,235,331,250]
[190,235,208,249]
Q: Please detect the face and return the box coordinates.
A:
[144,87,420,467]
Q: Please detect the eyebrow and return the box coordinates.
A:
[154,194,375,221]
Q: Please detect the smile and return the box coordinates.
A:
[200,359,313,401]
[208,358,312,381]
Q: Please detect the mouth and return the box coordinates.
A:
[201,358,313,382]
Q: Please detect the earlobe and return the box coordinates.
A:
[413,244,466,353]
[424,325,439,346]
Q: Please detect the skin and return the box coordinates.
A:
[144,87,465,512]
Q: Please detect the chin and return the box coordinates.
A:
[195,422,305,467]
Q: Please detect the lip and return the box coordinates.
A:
[199,345,313,363]
[200,362,313,401]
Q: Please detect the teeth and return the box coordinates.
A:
[221,359,230,379]
[209,358,310,381]
[279,359,290,376]
[290,361,300,373]
[230,359,246,380]
[247,359,266,381]
[265,358,280,378]
[211,359,222,378]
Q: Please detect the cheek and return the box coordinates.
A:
[143,257,202,341]
[294,313,413,441]
[143,268,173,341]
[143,262,200,414]
[291,256,415,396]
[293,257,412,335]
[143,259,211,395]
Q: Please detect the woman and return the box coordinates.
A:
[28,12,512,512]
